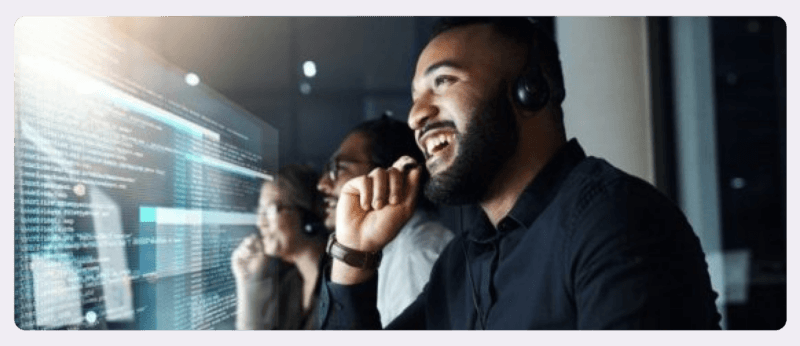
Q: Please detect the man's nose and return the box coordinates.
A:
[408,92,437,132]
[317,173,333,194]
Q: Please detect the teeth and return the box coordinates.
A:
[324,197,337,208]
[425,133,452,155]
[426,137,438,154]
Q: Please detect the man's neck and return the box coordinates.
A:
[479,129,565,227]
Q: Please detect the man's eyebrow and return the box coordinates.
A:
[337,156,362,163]
[424,60,462,77]
[412,60,463,97]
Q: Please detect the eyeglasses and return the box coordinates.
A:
[257,203,297,221]
[323,157,373,182]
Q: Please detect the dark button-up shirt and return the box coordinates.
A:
[318,139,722,329]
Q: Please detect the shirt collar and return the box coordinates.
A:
[462,138,586,243]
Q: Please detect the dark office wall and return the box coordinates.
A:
[233,18,420,171]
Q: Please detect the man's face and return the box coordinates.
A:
[316,132,374,230]
[409,24,523,205]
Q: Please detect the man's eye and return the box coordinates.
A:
[434,75,455,87]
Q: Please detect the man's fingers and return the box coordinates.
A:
[369,168,389,209]
[341,156,420,211]
[391,156,421,207]
[360,176,373,210]
[340,175,373,211]
[387,168,403,205]
[392,155,420,173]
[403,164,422,208]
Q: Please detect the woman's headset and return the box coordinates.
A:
[300,208,327,238]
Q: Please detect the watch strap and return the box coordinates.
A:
[326,233,382,270]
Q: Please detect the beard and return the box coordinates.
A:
[423,88,519,205]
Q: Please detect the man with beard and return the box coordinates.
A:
[317,17,721,329]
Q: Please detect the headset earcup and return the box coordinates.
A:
[303,222,316,235]
[301,213,325,237]
[514,67,550,112]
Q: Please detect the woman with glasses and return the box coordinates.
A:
[231,164,328,330]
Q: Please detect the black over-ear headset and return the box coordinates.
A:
[512,18,552,112]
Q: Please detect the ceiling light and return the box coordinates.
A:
[302,61,317,78]
[185,73,200,86]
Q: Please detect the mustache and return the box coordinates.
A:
[417,120,457,141]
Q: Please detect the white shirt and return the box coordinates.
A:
[377,208,454,327]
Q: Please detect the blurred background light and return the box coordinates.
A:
[185,72,200,86]
[302,60,317,78]
[299,81,311,95]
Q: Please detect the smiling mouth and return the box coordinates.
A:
[419,130,457,160]
[323,196,337,212]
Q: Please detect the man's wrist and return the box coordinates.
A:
[333,232,382,253]
[326,233,382,270]
[326,233,382,285]
[330,259,377,285]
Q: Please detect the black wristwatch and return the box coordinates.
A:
[326,233,382,270]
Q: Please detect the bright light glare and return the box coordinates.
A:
[85,311,97,324]
[185,73,200,86]
[302,61,317,78]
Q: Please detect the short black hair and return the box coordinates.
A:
[348,113,434,210]
[430,17,566,117]
[348,113,425,169]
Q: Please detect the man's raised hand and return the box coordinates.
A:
[332,156,422,283]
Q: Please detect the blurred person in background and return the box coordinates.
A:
[231,164,328,329]
[317,114,454,327]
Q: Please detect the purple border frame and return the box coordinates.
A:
[0,0,800,346]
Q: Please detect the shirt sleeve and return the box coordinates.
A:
[316,262,431,330]
[378,220,453,326]
[569,178,722,329]
[316,264,382,330]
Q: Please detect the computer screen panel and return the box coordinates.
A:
[14,17,279,330]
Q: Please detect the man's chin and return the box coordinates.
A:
[424,173,471,206]
[423,156,489,206]
[425,147,457,175]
